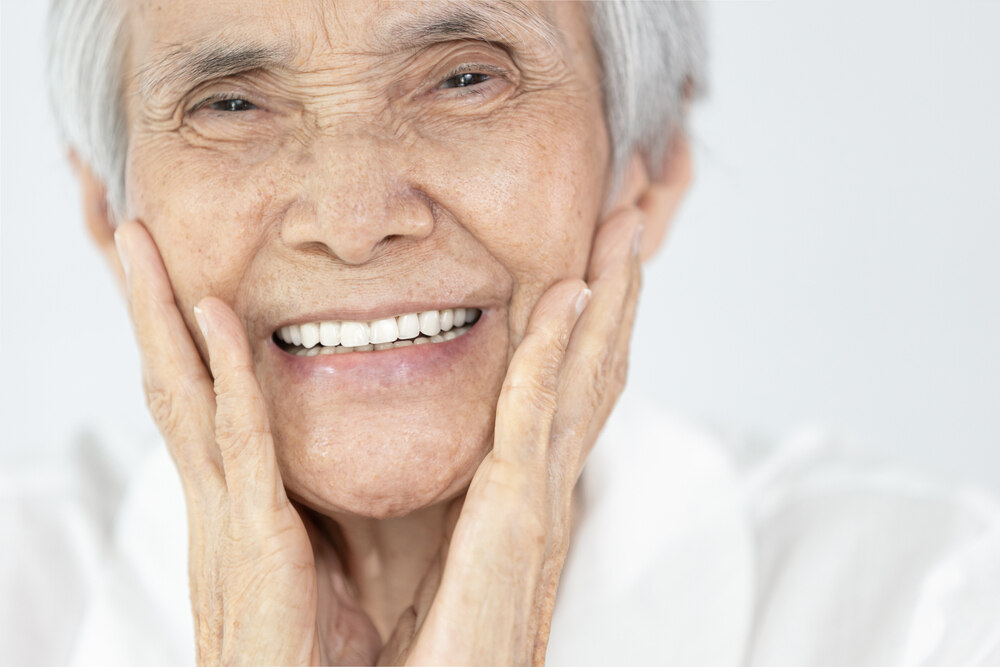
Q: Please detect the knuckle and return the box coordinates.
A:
[144,378,201,436]
[216,424,270,461]
[584,362,609,398]
[145,387,180,433]
[212,366,247,398]
[501,375,559,412]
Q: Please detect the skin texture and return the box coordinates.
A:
[77,0,693,663]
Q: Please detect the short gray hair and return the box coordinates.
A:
[47,0,706,219]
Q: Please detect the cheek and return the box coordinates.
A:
[418,98,609,328]
[126,139,285,307]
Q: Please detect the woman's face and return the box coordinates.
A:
[123,0,611,518]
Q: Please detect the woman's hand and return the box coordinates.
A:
[115,221,383,665]
[380,206,645,666]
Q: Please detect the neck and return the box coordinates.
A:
[315,499,461,640]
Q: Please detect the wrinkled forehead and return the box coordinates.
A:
[126,0,591,104]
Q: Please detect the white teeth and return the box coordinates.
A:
[319,321,340,347]
[300,322,320,348]
[419,310,441,336]
[279,308,481,354]
[339,321,371,348]
[370,317,399,345]
[397,313,420,339]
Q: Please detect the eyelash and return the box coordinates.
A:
[190,93,258,114]
[436,64,509,97]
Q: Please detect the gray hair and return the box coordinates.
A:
[47,1,706,219]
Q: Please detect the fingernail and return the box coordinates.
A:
[193,306,209,338]
[632,223,645,258]
[575,288,592,315]
[114,228,131,279]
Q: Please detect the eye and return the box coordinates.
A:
[207,97,258,112]
[439,71,492,90]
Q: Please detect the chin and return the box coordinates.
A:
[274,412,496,520]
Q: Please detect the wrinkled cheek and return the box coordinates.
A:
[127,144,281,306]
[429,133,601,338]
[437,117,602,277]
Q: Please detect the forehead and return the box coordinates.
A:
[128,0,592,96]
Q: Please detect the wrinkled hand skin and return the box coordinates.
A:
[115,203,643,666]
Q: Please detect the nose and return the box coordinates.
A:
[280,133,434,265]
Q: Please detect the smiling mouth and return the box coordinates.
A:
[274,307,482,356]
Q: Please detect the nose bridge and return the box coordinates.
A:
[283,121,432,265]
[313,127,392,219]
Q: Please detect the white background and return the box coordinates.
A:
[2,2,998,491]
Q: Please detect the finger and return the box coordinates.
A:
[493,279,590,467]
[552,207,644,470]
[114,221,224,495]
[195,296,286,514]
[586,204,644,283]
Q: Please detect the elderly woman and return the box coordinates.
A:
[26,0,999,665]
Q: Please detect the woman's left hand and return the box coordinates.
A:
[380,205,644,666]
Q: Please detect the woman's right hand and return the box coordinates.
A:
[114,220,382,666]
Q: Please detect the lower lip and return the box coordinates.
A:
[265,311,490,385]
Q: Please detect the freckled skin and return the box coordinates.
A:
[124,0,609,520]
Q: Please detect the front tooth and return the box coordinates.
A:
[289,325,302,346]
[370,317,399,344]
[453,308,466,327]
[300,322,320,348]
[319,321,340,347]
[439,309,454,331]
[419,310,441,336]
[339,321,371,347]
[397,313,420,339]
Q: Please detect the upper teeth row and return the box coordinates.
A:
[276,307,480,348]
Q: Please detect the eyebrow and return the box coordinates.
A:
[135,1,561,101]
[136,43,295,100]
[373,1,563,54]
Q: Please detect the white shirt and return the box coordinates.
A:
[4,390,999,666]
